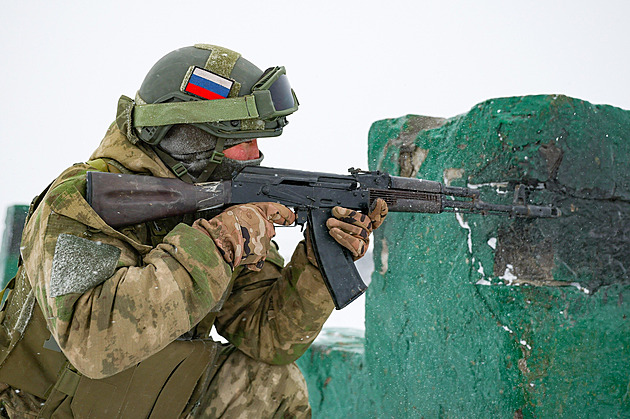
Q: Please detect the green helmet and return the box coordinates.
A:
[130,44,299,146]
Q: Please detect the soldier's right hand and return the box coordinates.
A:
[192,203,295,271]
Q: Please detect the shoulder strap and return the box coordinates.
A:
[151,147,196,184]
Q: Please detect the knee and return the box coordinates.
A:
[276,362,308,398]
[226,351,310,416]
[266,362,310,418]
[249,358,308,401]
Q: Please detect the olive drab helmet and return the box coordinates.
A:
[118,44,299,146]
[114,44,299,182]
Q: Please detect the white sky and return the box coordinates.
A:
[1,0,629,329]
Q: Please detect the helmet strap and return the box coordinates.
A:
[195,137,225,183]
[152,146,195,184]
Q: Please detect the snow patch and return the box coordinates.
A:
[500,324,532,350]
[455,212,473,254]
[570,282,590,294]
[499,264,518,285]
[444,169,472,253]
[519,339,532,350]
[477,261,485,276]
[467,182,509,195]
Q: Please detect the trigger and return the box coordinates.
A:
[295,209,309,227]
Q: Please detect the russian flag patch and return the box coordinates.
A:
[182,67,234,100]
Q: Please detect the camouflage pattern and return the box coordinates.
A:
[0,383,44,418]
[9,122,334,416]
[185,346,310,418]
[215,238,333,364]
[326,198,389,260]
[367,198,388,229]
[193,203,296,271]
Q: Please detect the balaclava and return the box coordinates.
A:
[158,125,263,182]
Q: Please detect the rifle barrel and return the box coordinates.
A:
[444,199,560,218]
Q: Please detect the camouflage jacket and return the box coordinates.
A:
[20,123,334,379]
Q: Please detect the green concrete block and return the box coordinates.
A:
[0,205,28,291]
[364,95,630,418]
[297,328,373,418]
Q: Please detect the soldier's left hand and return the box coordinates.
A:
[326,198,388,260]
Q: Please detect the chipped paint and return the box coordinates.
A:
[467,182,510,195]
[455,212,473,254]
[443,168,464,186]
[379,238,388,275]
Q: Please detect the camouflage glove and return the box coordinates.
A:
[193,203,295,271]
[324,198,389,261]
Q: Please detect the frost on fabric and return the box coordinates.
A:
[15,273,36,336]
[50,234,121,297]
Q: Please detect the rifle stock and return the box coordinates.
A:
[86,172,230,228]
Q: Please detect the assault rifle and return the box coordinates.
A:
[86,166,560,309]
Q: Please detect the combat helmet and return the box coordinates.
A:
[116,44,298,180]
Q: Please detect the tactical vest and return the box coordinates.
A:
[0,269,220,418]
[0,167,226,419]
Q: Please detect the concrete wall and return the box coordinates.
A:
[300,95,630,418]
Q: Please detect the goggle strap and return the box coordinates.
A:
[133,96,260,128]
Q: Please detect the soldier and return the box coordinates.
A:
[0,44,387,418]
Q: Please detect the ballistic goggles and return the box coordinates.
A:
[132,66,298,143]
